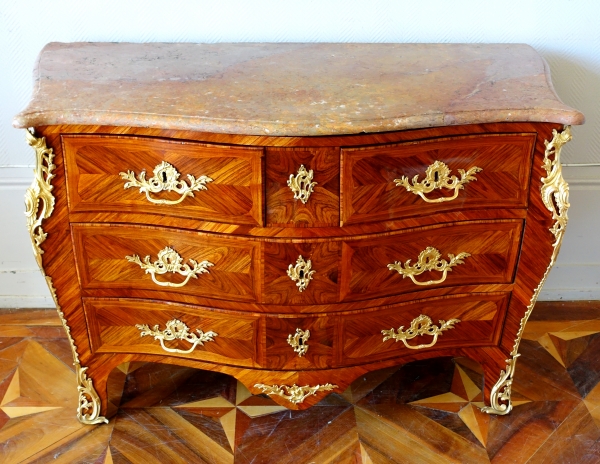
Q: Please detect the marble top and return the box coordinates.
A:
[14,42,584,135]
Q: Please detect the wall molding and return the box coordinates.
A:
[0,178,31,190]
[1,166,598,307]
[2,171,600,191]
[0,297,55,308]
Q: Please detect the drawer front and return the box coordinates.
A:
[84,299,260,367]
[266,147,339,227]
[265,315,335,370]
[340,220,522,301]
[63,135,264,225]
[341,293,508,365]
[341,133,535,225]
[72,224,259,302]
[262,241,340,304]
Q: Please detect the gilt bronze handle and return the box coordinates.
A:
[120,161,212,205]
[126,246,213,288]
[388,246,470,286]
[382,314,460,350]
[394,160,481,203]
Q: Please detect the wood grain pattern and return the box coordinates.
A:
[84,298,261,367]
[497,123,565,358]
[78,292,509,373]
[340,220,523,301]
[262,240,340,305]
[39,121,549,147]
[72,224,260,302]
[32,129,95,368]
[78,283,516,315]
[71,222,523,307]
[341,293,508,365]
[265,314,336,370]
[341,133,535,225]
[28,120,567,418]
[266,147,339,227]
[55,123,541,236]
[63,135,264,226]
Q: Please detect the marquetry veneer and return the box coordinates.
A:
[14,43,584,424]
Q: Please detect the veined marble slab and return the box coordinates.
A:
[14,42,584,135]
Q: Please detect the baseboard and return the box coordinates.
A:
[0,269,53,307]
[0,179,31,190]
[0,166,34,189]
[539,289,600,301]
[564,166,600,190]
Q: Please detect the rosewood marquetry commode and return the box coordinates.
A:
[14,43,584,424]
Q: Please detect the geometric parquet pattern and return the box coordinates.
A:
[1,302,600,463]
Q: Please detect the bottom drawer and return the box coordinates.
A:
[340,293,509,365]
[84,298,260,367]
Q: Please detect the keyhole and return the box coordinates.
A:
[434,171,439,182]
[299,270,305,278]
[161,171,167,182]
[298,339,304,346]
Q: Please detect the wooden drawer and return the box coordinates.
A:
[341,133,535,225]
[340,293,508,365]
[72,224,259,302]
[266,147,339,227]
[63,135,264,226]
[265,315,335,370]
[340,220,523,301]
[84,298,260,367]
[262,240,340,305]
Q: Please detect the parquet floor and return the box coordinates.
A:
[1,302,600,463]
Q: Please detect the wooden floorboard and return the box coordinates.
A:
[0,303,599,463]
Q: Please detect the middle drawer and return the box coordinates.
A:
[72,224,260,302]
[72,220,522,305]
[340,220,523,301]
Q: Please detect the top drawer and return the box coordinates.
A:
[63,135,264,226]
[341,133,536,225]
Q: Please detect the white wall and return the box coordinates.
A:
[1,0,599,307]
